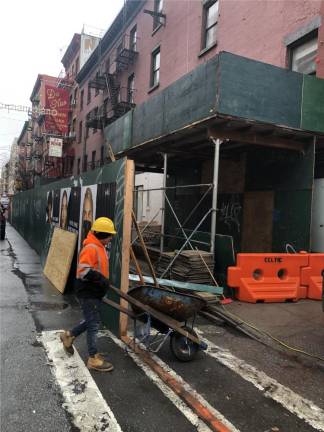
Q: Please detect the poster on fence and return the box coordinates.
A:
[52,189,61,226]
[67,187,81,235]
[78,185,97,251]
[46,191,53,223]
[59,188,71,230]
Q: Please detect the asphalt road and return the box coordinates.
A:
[1,224,323,432]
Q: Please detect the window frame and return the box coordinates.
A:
[80,89,84,111]
[87,85,91,105]
[127,73,135,104]
[130,25,137,51]
[202,0,218,51]
[287,29,318,75]
[153,0,164,31]
[150,46,161,88]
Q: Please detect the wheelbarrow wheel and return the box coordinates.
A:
[170,326,199,362]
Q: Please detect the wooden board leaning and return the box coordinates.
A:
[43,227,78,294]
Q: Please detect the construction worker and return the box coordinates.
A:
[60,217,116,372]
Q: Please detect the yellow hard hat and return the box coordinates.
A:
[91,217,116,235]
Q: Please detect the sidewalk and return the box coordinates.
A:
[0,224,75,432]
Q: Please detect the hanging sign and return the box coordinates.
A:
[49,137,63,157]
[45,85,69,134]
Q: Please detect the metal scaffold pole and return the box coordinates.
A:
[210,138,221,255]
[160,153,168,254]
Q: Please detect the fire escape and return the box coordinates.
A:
[86,34,138,131]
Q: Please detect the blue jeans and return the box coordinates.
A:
[70,298,102,357]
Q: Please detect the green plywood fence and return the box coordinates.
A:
[301,74,324,134]
[216,52,303,129]
[11,159,127,334]
[105,51,324,157]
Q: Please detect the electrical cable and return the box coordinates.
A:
[219,300,324,363]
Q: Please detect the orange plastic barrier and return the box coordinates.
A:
[300,254,324,300]
[227,253,309,303]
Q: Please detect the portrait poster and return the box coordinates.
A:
[46,190,53,223]
[78,184,97,251]
[59,188,71,231]
[52,189,61,226]
[67,187,81,235]
[95,183,116,220]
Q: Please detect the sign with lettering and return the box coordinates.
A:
[49,137,63,157]
[45,85,69,134]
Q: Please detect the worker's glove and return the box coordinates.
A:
[84,269,110,291]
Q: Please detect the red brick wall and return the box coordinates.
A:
[70,0,323,174]
[316,1,324,78]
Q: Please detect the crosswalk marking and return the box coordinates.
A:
[40,330,122,432]
[101,330,241,432]
[197,330,324,431]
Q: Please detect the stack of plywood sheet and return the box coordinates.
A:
[158,250,214,284]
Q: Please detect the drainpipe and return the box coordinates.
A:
[210,138,222,255]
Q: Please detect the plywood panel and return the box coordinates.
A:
[242,191,274,252]
[44,228,77,293]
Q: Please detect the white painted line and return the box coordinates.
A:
[40,330,122,432]
[98,330,240,432]
[197,330,324,431]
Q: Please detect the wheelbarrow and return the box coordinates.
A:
[103,284,208,362]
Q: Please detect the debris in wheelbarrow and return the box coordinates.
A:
[103,284,208,362]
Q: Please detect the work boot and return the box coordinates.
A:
[87,353,114,372]
[60,331,75,355]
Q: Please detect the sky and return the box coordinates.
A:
[0,0,124,168]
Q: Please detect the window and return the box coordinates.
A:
[93,107,98,133]
[289,33,318,75]
[83,154,88,172]
[75,57,80,75]
[77,158,81,175]
[151,47,160,87]
[91,151,96,170]
[78,121,83,143]
[100,145,104,166]
[153,0,163,30]
[80,90,84,111]
[203,0,218,50]
[106,57,111,74]
[72,118,76,133]
[95,72,99,97]
[130,25,137,51]
[86,114,90,138]
[127,74,135,103]
[69,94,73,108]
[74,88,78,103]
[87,85,91,104]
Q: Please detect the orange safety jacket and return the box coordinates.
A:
[77,231,109,280]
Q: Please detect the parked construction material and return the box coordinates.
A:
[227,253,309,303]
[158,250,215,284]
[301,254,324,300]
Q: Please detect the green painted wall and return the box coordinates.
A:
[301,75,324,134]
[12,159,127,334]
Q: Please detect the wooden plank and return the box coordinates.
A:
[130,247,145,285]
[119,159,135,337]
[121,335,231,432]
[43,228,77,294]
[132,211,159,287]
[241,191,274,252]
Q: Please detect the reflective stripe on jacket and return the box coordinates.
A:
[76,231,109,280]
